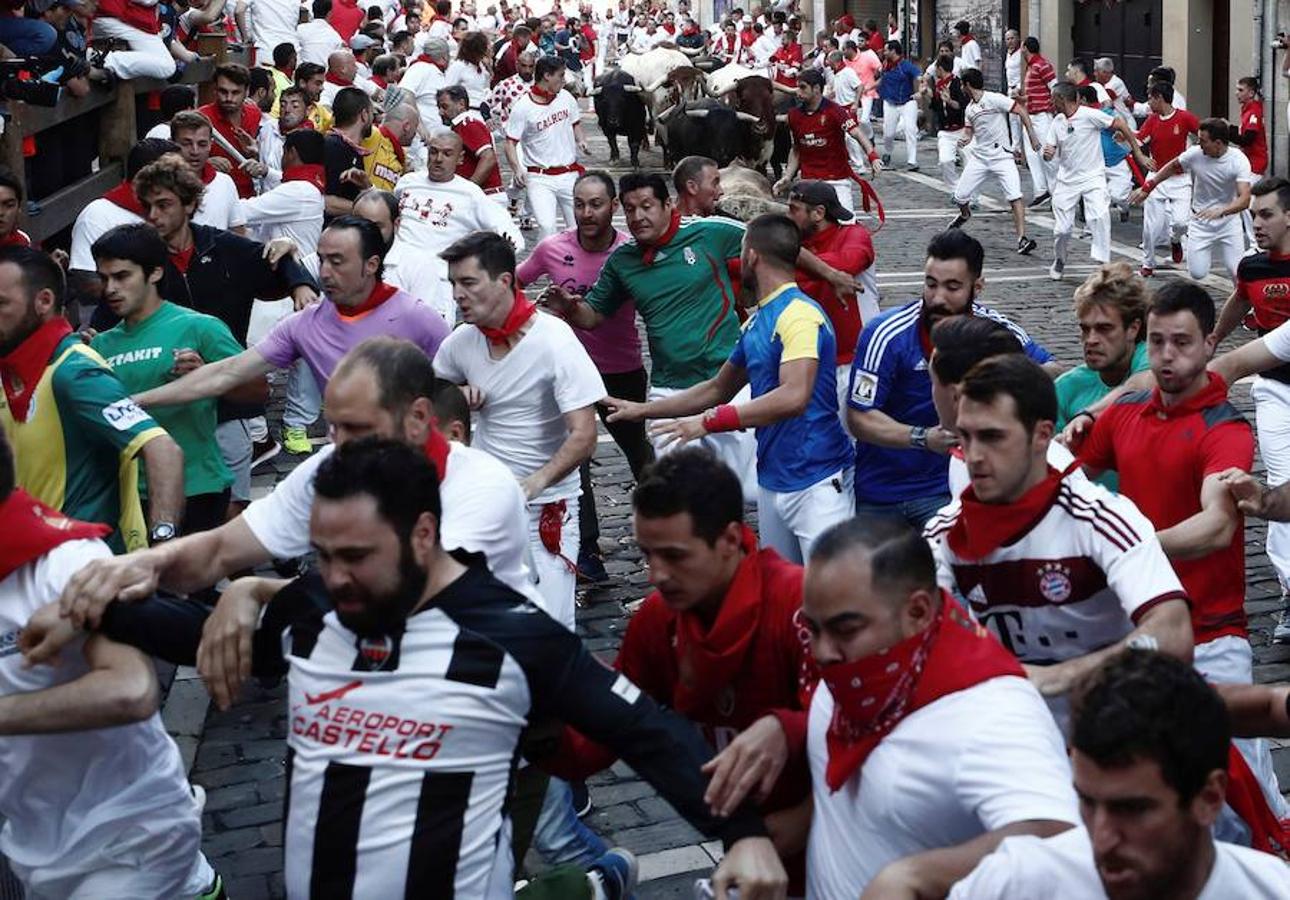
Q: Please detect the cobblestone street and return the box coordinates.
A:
[169,110,1290,899]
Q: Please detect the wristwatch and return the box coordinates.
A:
[909,426,929,450]
[149,522,178,544]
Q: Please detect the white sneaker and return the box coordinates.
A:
[1275,605,1290,644]
[1049,259,1065,281]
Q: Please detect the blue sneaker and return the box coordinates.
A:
[587,848,638,900]
[577,549,610,584]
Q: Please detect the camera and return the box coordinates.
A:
[0,58,63,108]
[1272,31,1288,49]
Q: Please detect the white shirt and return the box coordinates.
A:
[258,116,285,171]
[192,169,247,231]
[1262,317,1290,362]
[0,539,209,897]
[400,59,448,131]
[1049,105,1115,186]
[242,441,545,609]
[445,59,492,107]
[1101,73,1133,118]
[805,675,1079,899]
[296,18,345,66]
[239,180,324,250]
[959,36,981,71]
[385,172,523,323]
[1176,145,1254,214]
[144,121,171,140]
[1005,48,1023,92]
[70,198,143,271]
[751,32,780,67]
[432,312,607,504]
[950,825,1290,900]
[248,0,301,56]
[965,90,1017,158]
[505,89,581,169]
[830,65,862,106]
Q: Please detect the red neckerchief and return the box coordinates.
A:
[0,317,72,423]
[325,71,354,87]
[278,63,295,79]
[640,209,682,264]
[798,595,1023,792]
[198,162,217,185]
[414,54,448,71]
[0,229,31,247]
[337,281,397,319]
[1147,371,1231,420]
[530,83,558,103]
[962,34,975,44]
[281,118,315,135]
[1226,743,1290,859]
[282,163,326,192]
[673,526,762,715]
[935,75,952,92]
[371,74,388,89]
[170,244,196,274]
[477,287,537,345]
[0,489,111,581]
[103,181,145,216]
[422,421,451,480]
[377,124,407,165]
[948,463,1075,561]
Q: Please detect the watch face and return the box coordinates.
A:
[151,523,178,542]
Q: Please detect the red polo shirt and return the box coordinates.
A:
[1136,108,1200,169]
[796,222,873,364]
[1078,373,1253,644]
[1241,98,1268,175]
[197,101,263,198]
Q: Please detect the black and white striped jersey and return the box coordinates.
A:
[256,559,766,899]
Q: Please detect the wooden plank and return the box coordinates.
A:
[99,81,136,164]
[17,85,116,137]
[24,164,123,244]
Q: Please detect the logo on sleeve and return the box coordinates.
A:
[101,398,150,431]
[851,370,879,406]
[610,674,641,705]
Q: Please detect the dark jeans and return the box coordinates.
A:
[854,492,952,532]
[579,367,653,552]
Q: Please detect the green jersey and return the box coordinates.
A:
[584,216,744,389]
[1,333,167,552]
[1055,341,1150,493]
[92,302,243,498]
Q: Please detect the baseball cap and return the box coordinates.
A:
[350,33,379,51]
[789,180,854,222]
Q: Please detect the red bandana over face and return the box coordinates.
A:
[797,597,1024,791]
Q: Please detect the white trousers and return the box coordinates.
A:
[954,152,1022,204]
[856,97,876,142]
[823,178,855,214]
[881,99,918,165]
[1052,179,1110,264]
[757,468,855,564]
[526,500,579,631]
[94,17,177,80]
[648,384,759,506]
[1194,635,1289,819]
[527,170,578,240]
[1021,111,1056,195]
[1186,215,1245,280]
[1252,377,1290,593]
[936,131,962,190]
[1105,160,1133,205]
[1142,179,1192,268]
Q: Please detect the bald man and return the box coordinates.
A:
[384,130,524,323]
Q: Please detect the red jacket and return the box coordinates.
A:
[797,222,874,365]
[197,101,263,199]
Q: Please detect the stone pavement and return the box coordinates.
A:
[164,121,1290,899]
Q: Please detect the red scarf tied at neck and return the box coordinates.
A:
[674,526,761,715]
[947,463,1075,561]
[103,181,146,216]
[477,287,537,346]
[199,162,218,185]
[0,317,72,423]
[530,83,558,103]
[640,209,682,265]
[422,420,451,481]
[371,74,388,90]
[337,281,397,319]
[0,489,110,582]
[325,71,355,87]
[798,596,1024,792]
[282,163,326,192]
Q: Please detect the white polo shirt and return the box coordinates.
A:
[965,91,1019,159]
[432,312,607,505]
[805,674,1079,899]
[1049,105,1115,187]
[69,198,142,271]
[949,824,1290,899]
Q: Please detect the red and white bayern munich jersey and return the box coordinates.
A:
[924,472,1186,667]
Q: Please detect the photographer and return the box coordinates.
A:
[0,0,57,56]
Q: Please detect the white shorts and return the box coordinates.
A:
[954,151,1022,203]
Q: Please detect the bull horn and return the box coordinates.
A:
[645,75,668,92]
[590,86,602,95]
[775,113,789,123]
[734,111,760,123]
[656,104,676,119]
[622,83,641,92]
[685,109,711,118]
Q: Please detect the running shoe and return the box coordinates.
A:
[947,209,971,230]
[1275,605,1290,644]
[1140,265,1154,278]
[1017,236,1037,255]
[197,873,227,900]
[1049,259,1065,281]
[251,438,281,471]
[576,549,610,584]
[1028,191,1051,208]
[1171,241,1184,264]
[905,162,920,172]
[571,780,594,818]
[282,425,313,455]
[586,848,639,900]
